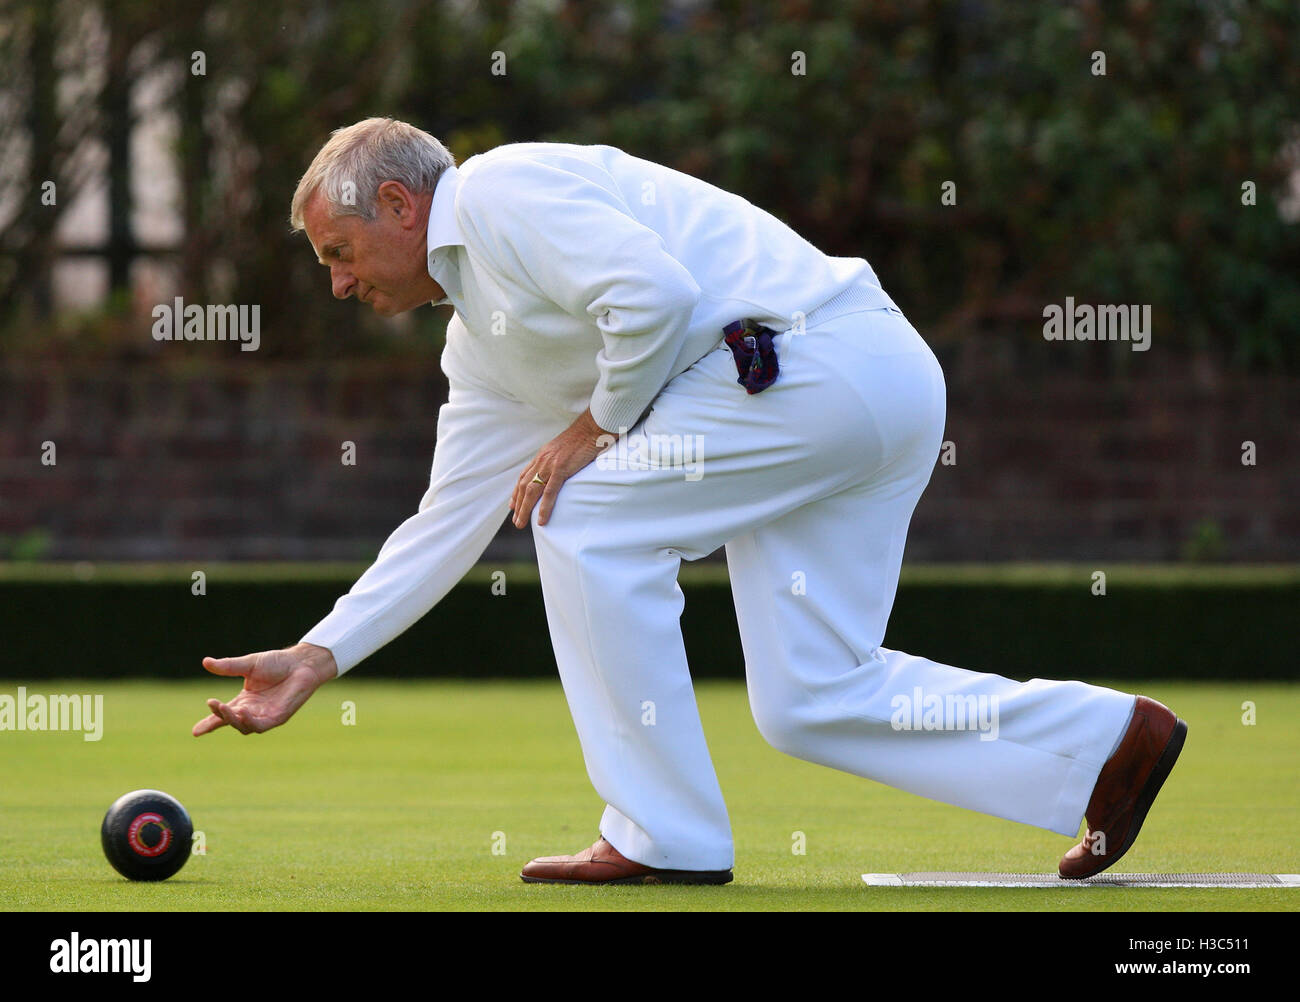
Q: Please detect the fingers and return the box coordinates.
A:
[509,462,529,520]
[208,697,256,735]
[509,469,527,523]
[192,711,226,737]
[512,467,551,528]
[535,476,562,526]
[202,654,257,677]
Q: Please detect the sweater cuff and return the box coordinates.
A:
[589,387,654,437]
[299,617,389,677]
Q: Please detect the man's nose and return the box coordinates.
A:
[330,265,356,300]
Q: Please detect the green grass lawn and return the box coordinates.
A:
[1,679,1295,911]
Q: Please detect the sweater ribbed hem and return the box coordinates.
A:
[589,389,653,437]
[300,617,393,677]
[800,281,900,330]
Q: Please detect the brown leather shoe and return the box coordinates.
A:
[520,836,733,885]
[1059,696,1188,879]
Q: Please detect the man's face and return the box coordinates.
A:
[302,183,443,316]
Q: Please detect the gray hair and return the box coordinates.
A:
[289,117,456,231]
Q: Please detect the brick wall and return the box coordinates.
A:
[1,345,1296,562]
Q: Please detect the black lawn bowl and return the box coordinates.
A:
[101,789,193,881]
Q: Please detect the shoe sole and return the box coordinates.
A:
[1061,716,1188,880]
[520,870,734,886]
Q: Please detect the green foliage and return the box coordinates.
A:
[0,529,52,562]
[516,0,1300,366]
[2,0,1297,365]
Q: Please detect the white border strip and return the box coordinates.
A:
[863,873,1298,889]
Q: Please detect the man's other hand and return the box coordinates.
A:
[511,408,613,528]
[192,642,338,737]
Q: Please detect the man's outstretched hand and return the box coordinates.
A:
[192,642,338,737]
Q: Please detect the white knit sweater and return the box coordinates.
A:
[302,142,897,673]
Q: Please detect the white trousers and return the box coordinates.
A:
[532,303,1136,871]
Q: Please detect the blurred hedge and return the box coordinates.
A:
[0,563,1295,681]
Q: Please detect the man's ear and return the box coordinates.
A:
[375,180,417,224]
